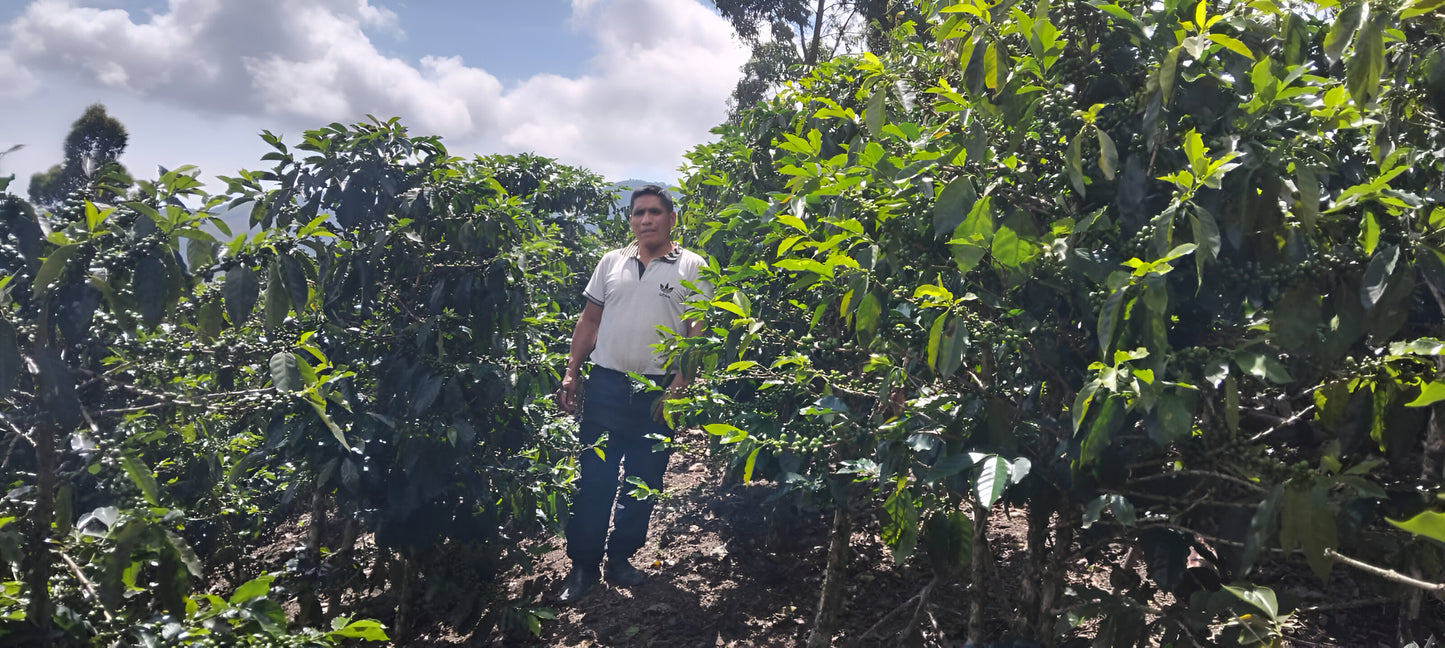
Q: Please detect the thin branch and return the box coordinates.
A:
[1114,490,1260,509]
[102,380,202,407]
[1277,634,1347,648]
[1296,597,1395,614]
[857,584,926,642]
[58,549,113,622]
[90,377,277,415]
[0,412,37,449]
[1135,520,1293,554]
[0,428,20,472]
[1129,469,1267,493]
[203,387,278,401]
[1323,548,1445,594]
[75,361,134,391]
[79,406,102,434]
[901,575,938,641]
[1245,404,1316,445]
[88,402,189,417]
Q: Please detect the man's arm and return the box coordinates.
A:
[558,300,603,414]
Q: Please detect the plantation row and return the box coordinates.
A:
[2,0,1445,646]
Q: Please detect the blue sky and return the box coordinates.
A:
[0,0,749,194]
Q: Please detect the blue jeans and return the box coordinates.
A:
[565,366,673,568]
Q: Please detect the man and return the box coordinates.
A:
[555,185,708,603]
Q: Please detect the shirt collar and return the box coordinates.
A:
[623,240,682,264]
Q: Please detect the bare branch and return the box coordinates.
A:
[1323,548,1445,594]
[1129,469,1268,493]
[0,412,37,449]
[1245,404,1316,445]
[58,549,113,622]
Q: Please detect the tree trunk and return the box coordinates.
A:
[325,516,361,623]
[297,488,328,625]
[805,0,826,66]
[394,551,417,644]
[1018,503,1052,638]
[1035,506,1076,646]
[967,501,990,645]
[807,504,852,648]
[25,422,55,648]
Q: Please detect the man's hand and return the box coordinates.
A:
[558,301,602,415]
[558,373,581,415]
[651,378,689,425]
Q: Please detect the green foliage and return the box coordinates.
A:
[674,0,1445,643]
[0,117,614,642]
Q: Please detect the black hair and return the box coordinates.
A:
[629,184,674,214]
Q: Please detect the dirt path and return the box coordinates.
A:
[512,428,1001,647]
[402,428,1431,646]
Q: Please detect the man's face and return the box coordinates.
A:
[629,195,675,248]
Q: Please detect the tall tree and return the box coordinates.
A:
[28,103,129,208]
[715,0,889,66]
[716,0,898,119]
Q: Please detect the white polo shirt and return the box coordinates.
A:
[584,241,709,375]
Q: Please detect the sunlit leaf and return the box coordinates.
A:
[974,455,1010,509]
[1097,289,1126,357]
[1077,395,1124,470]
[1095,127,1118,180]
[230,575,274,605]
[1361,244,1400,309]
[1208,33,1255,60]
[742,446,761,483]
[927,313,947,370]
[1346,15,1386,105]
[1066,134,1085,194]
[882,487,919,563]
[327,619,391,641]
[1386,510,1445,544]
[992,226,1039,271]
[704,423,748,443]
[1406,381,1445,407]
[1402,0,1445,19]
[1223,585,1281,621]
[1324,3,1365,65]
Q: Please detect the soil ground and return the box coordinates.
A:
[362,428,1439,646]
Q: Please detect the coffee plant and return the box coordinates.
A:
[0,118,619,645]
[671,0,1445,645]
[4,0,1445,644]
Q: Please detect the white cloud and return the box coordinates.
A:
[0,50,37,99]
[0,0,748,181]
